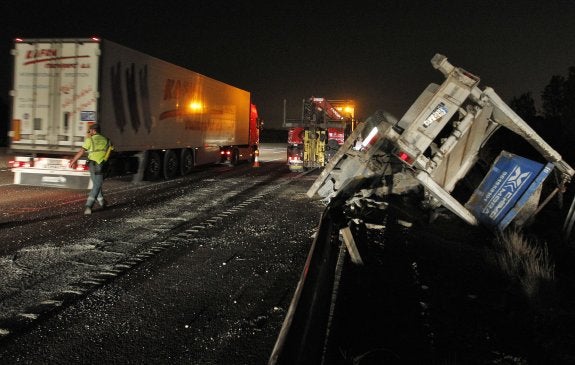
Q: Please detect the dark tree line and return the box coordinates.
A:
[509,66,575,165]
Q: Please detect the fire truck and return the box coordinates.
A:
[284,98,355,172]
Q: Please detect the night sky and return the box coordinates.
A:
[2,0,575,128]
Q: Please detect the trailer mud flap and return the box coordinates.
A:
[13,169,91,189]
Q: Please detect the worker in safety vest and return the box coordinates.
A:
[69,124,113,214]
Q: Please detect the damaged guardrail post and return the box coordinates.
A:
[339,224,364,265]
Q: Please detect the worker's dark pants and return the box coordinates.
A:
[86,161,105,208]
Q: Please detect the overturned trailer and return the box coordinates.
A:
[269,54,575,365]
[307,54,574,232]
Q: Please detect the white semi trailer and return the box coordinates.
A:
[9,37,260,189]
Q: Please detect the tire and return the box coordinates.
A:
[163,149,179,179]
[180,148,194,176]
[145,151,162,181]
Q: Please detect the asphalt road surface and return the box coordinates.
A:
[5,144,575,364]
[0,144,326,364]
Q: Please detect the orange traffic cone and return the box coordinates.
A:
[253,149,260,167]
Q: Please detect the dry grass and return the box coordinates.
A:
[493,229,556,305]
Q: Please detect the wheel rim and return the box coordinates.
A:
[163,150,178,179]
[145,151,162,180]
[180,149,194,175]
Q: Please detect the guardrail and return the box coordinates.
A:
[268,206,343,365]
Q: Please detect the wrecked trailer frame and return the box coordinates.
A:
[269,54,575,365]
[307,54,574,232]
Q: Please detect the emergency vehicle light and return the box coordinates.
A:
[188,101,203,112]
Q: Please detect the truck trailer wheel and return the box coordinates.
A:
[180,149,194,175]
[145,151,162,181]
[163,149,179,179]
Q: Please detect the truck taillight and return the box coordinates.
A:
[9,160,25,168]
[395,150,416,165]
